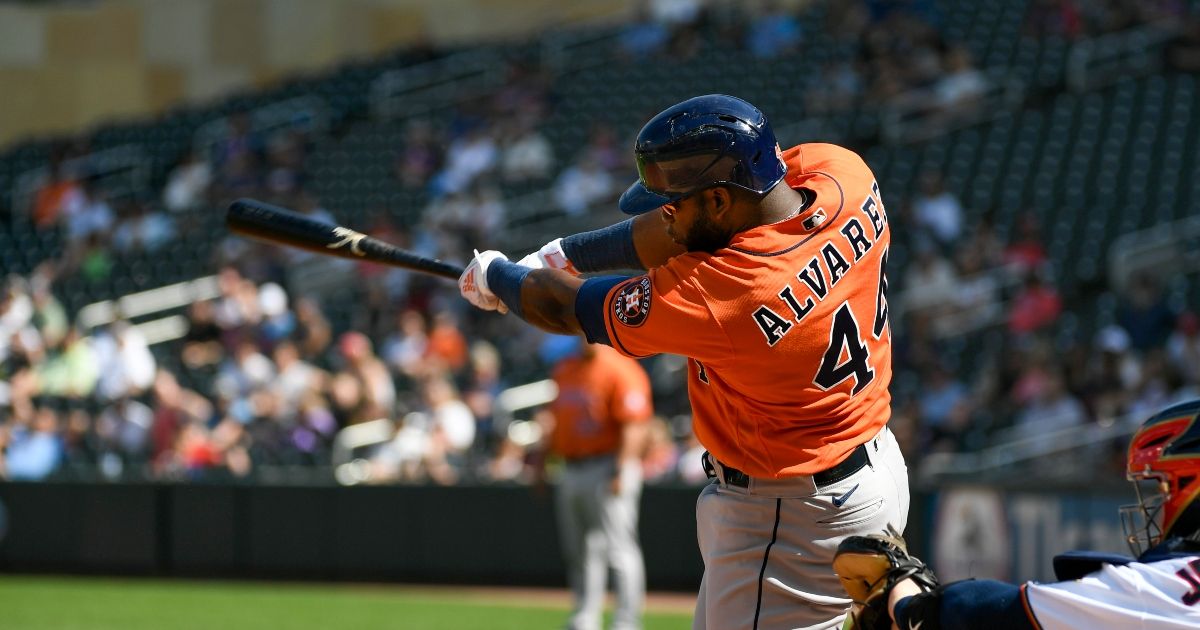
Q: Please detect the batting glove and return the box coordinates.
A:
[459,249,510,313]
[517,238,579,276]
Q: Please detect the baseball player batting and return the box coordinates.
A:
[459,94,907,629]
[833,398,1200,629]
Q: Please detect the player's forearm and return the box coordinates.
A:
[558,214,684,272]
[893,579,1035,630]
[515,268,586,335]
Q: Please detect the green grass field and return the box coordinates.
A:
[0,576,693,630]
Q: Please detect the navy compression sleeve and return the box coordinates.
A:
[560,219,643,272]
[485,259,531,320]
[894,580,1035,630]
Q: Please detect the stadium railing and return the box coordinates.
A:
[1067,21,1181,93]
[75,275,220,345]
[1108,214,1200,296]
[880,71,1026,145]
[369,51,506,121]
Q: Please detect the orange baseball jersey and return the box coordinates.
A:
[548,344,654,460]
[593,143,892,478]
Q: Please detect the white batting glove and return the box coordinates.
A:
[517,238,579,276]
[459,249,510,313]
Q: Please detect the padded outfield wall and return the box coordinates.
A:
[0,481,1130,587]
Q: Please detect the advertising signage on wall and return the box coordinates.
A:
[929,486,1131,583]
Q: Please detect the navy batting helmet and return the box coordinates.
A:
[618,94,788,215]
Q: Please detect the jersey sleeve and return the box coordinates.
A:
[600,265,732,361]
[1023,559,1200,629]
[575,275,633,346]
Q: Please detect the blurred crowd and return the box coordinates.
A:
[3,0,1199,485]
[887,171,1199,466]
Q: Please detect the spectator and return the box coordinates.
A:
[0,278,35,363]
[394,119,443,189]
[1007,271,1062,336]
[92,321,157,401]
[383,309,430,380]
[948,247,1001,332]
[292,296,332,362]
[162,149,213,213]
[29,271,68,349]
[256,282,295,349]
[270,340,323,417]
[1117,276,1177,353]
[958,212,1005,270]
[336,331,395,422]
[113,200,177,253]
[553,156,614,216]
[1013,369,1088,438]
[462,341,505,448]
[1025,0,1084,39]
[1002,213,1049,274]
[63,178,115,248]
[617,0,672,59]
[917,362,971,450]
[181,299,224,369]
[934,46,988,114]
[149,370,212,473]
[499,118,554,183]
[95,397,155,469]
[1167,311,1200,385]
[900,240,959,323]
[744,1,803,58]
[3,406,63,480]
[420,375,478,485]
[32,156,83,229]
[431,125,497,197]
[425,310,469,374]
[912,171,964,248]
[641,416,680,483]
[35,325,99,398]
[214,338,274,403]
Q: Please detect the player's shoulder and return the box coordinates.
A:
[783,142,870,175]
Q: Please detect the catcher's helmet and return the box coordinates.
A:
[1121,398,1200,555]
[618,94,788,215]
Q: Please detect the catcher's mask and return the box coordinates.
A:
[1120,398,1200,556]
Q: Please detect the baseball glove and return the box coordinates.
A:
[833,533,938,630]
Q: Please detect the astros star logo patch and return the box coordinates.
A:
[614,276,652,327]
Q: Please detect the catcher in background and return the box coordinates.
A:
[833,398,1200,629]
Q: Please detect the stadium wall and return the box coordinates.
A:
[0,482,1131,586]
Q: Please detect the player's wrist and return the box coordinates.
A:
[486,259,532,319]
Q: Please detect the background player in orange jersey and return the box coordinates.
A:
[460,94,909,629]
[539,337,653,630]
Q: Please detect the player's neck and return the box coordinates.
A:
[759,185,811,225]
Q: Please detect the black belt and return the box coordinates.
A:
[704,443,870,489]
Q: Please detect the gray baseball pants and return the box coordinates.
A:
[693,427,910,630]
[557,455,646,630]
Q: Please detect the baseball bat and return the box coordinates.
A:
[225,198,465,280]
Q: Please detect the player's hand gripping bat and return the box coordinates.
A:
[225,198,464,280]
